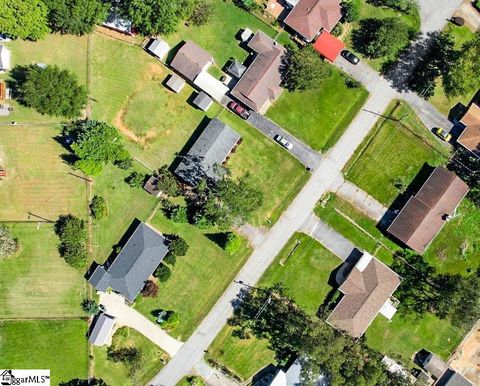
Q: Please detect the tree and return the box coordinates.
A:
[107,347,142,373]
[367,0,418,14]
[65,120,130,175]
[234,0,261,11]
[163,253,177,266]
[155,165,180,197]
[189,0,213,26]
[170,205,188,223]
[341,0,360,22]
[167,235,189,256]
[446,273,480,329]
[59,378,108,386]
[125,172,146,188]
[448,147,480,207]
[443,31,480,98]
[0,225,19,257]
[55,214,88,268]
[283,45,331,91]
[224,232,242,255]
[154,263,171,282]
[0,0,50,40]
[117,0,194,36]
[90,196,108,220]
[45,0,109,35]
[13,64,87,117]
[353,18,413,59]
[141,280,159,298]
[81,299,99,314]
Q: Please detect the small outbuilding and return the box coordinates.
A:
[88,313,116,346]
[165,74,186,93]
[226,60,247,78]
[313,31,345,62]
[146,39,170,61]
[193,91,213,111]
[241,28,254,42]
[0,45,11,72]
[143,175,162,197]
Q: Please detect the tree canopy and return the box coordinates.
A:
[66,120,131,175]
[13,64,87,117]
[55,214,88,268]
[0,225,19,257]
[283,45,331,91]
[59,378,108,386]
[45,0,109,35]
[166,234,189,256]
[0,0,50,40]
[117,0,194,36]
[90,195,108,220]
[155,165,180,197]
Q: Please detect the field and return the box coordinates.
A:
[344,100,450,206]
[93,327,166,386]
[133,211,252,340]
[266,70,369,151]
[0,319,89,385]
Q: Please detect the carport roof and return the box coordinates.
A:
[313,31,344,62]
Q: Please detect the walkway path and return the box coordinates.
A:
[99,292,183,357]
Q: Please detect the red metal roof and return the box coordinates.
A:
[313,31,345,62]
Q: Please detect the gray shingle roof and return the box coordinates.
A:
[227,60,247,78]
[88,313,116,346]
[166,74,185,93]
[88,222,168,302]
[437,369,473,386]
[193,91,213,111]
[174,118,241,186]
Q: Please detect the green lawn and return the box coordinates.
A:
[266,70,369,151]
[0,319,88,385]
[163,0,277,67]
[94,327,166,386]
[0,224,85,318]
[133,211,252,340]
[366,312,465,363]
[314,194,397,266]
[344,100,449,206]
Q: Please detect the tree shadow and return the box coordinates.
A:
[205,232,230,249]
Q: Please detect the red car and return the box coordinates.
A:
[228,101,250,119]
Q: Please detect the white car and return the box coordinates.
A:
[274,134,293,150]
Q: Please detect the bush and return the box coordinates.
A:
[90,195,108,220]
[345,76,361,88]
[170,205,188,223]
[224,232,242,255]
[163,253,177,266]
[125,172,145,188]
[154,263,171,282]
[141,280,159,298]
[114,157,133,170]
[167,235,189,256]
[81,299,99,314]
[189,0,213,26]
[55,214,88,268]
[159,311,180,330]
[107,347,142,374]
[341,0,360,22]
[331,23,343,37]
[0,225,19,258]
[367,0,418,14]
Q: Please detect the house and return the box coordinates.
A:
[326,251,401,339]
[268,358,327,386]
[284,0,342,42]
[313,30,345,62]
[417,350,473,386]
[0,45,11,72]
[174,118,241,186]
[165,73,186,93]
[193,91,213,111]
[88,313,116,346]
[103,11,133,35]
[170,41,214,82]
[231,31,286,113]
[146,39,170,61]
[88,222,169,302]
[457,101,480,157]
[387,167,469,254]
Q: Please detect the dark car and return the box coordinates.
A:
[228,101,250,119]
[341,50,360,65]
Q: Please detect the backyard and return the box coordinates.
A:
[344,100,450,206]
[266,70,369,151]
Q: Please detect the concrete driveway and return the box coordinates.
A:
[99,292,183,357]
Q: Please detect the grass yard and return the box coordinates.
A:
[266,70,369,151]
[0,319,88,385]
[366,312,465,363]
[222,111,310,226]
[314,194,398,266]
[0,224,85,318]
[208,325,276,381]
[424,199,480,275]
[163,0,277,67]
[133,211,252,340]
[344,100,449,206]
[0,125,86,221]
[94,327,166,386]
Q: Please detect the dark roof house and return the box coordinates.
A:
[327,252,401,338]
[284,0,342,41]
[174,118,241,186]
[458,101,480,157]
[387,167,469,254]
[170,41,213,81]
[231,31,285,113]
[88,222,168,302]
[417,351,473,386]
[88,313,116,346]
[436,369,473,386]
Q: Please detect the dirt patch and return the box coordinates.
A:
[449,322,480,384]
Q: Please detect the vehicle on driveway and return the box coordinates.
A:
[274,134,293,150]
[228,101,250,119]
[341,50,360,65]
[434,127,451,142]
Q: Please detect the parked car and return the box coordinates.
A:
[228,101,250,119]
[274,134,293,150]
[341,50,360,65]
[434,127,452,142]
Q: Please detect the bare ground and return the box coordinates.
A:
[450,322,480,385]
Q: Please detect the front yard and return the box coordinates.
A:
[266,69,369,151]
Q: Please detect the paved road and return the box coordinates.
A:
[99,292,183,357]
[247,112,323,169]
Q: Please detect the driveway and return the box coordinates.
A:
[99,292,183,357]
[246,112,323,170]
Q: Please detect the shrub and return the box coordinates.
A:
[81,299,99,314]
[90,195,108,220]
[341,0,360,22]
[114,157,133,170]
[125,172,145,188]
[154,263,171,282]
[163,253,177,266]
[170,206,188,223]
[167,235,189,256]
[107,346,142,374]
[331,23,343,37]
[55,214,88,268]
[0,225,19,257]
[189,0,213,26]
[141,280,159,298]
[159,311,180,330]
[224,232,242,255]
[345,76,361,88]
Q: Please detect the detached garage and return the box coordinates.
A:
[313,31,345,62]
